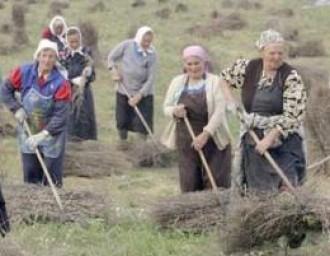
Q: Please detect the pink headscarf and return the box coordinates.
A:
[182,45,209,71]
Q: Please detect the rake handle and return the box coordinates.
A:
[23,121,63,211]
[119,82,161,152]
[183,116,218,192]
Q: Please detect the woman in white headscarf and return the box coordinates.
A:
[220,29,307,192]
[107,26,157,148]
[61,26,97,141]
[42,15,68,55]
[1,39,71,187]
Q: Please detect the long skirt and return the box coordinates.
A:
[68,86,97,140]
[241,130,306,192]
[116,92,153,135]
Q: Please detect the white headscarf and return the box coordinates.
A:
[255,29,284,50]
[33,39,59,60]
[49,15,67,37]
[33,39,68,78]
[65,26,84,55]
[134,26,154,56]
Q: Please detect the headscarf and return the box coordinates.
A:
[49,15,67,37]
[33,39,68,78]
[134,26,154,56]
[33,39,59,60]
[65,26,84,55]
[255,29,284,50]
[182,45,210,72]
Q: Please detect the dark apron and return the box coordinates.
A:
[241,76,306,191]
[175,80,231,193]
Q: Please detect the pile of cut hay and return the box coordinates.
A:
[150,189,231,233]
[64,140,132,178]
[0,105,16,137]
[288,40,327,58]
[297,65,330,172]
[3,183,107,224]
[222,190,330,253]
[125,140,177,168]
[150,187,330,251]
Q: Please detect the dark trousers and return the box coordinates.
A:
[22,150,64,187]
[0,186,9,237]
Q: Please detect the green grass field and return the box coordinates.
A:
[1,0,330,255]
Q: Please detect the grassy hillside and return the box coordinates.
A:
[1,0,330,255]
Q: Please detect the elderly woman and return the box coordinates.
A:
[107,26,157,147]
[42,16,68,55]
[220,30,307,192]
[61,27,97,141]
[162,45,232,192]
[1,39,71,187]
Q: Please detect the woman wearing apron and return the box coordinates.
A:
[162,45,232,192]
[1,39,71,187]
[220,30,307,192]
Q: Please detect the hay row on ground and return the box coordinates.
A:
[150,187,330,252]
[63,140,177,178]
[3,183,107,225]
[63,140,131,178]
[150,190,231,233]
[288,40,327,58]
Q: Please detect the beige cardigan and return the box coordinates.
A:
[161,73,232,150]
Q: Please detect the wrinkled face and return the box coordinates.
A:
[184,56,205,80]
[261,42,285,70]
[38,48,57,73]
[53,23,64,35]
[141,32,153,50]
[67,33,81,50]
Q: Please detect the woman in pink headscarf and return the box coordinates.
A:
[162,45,232,192]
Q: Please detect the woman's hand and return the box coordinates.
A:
[192,131,210,151]
[255,128,281,155]
[173,104,186,118]
[128,93,143,107]
[111,68,122,82]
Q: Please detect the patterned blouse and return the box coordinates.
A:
[220,58,307,138]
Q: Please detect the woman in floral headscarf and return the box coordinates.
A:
[220,29,307,192]
[162,45,232,193]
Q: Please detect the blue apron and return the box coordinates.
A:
[17,85,65,158]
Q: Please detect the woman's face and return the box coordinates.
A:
[261,42,285,70]
[141,33,153,50]
[53,23,64,35]
[38,49,57,74]
[184,56,205,80]
[67,33,81,50]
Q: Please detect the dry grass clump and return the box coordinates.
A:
[222,189,330,253]
[79,21,102,66]
[125,140,177,168]
[288,40,327,58]
[0,239,26,256]
[155,7,171,19]
[221,0,262,10]
[131,0,145,8]
[49,0,70,16]
[12,3,29,46]
[175,3,188,13]
[269,8,295,18]
[4,183,107,225]
[64,140,132,178]
[88,0,106,13]
[150,189,231,233]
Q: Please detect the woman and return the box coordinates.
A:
[220,29,307,192]
[1,39,71,187]
[42,16,68,56]
[107,26,157,147]
[162,45,232,192]
[61,26,97,141]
